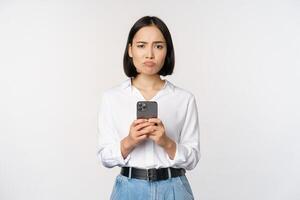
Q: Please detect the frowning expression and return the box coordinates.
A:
[128,25,167,75]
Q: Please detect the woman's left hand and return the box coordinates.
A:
[146,118,168,146]
[146,118,176,159]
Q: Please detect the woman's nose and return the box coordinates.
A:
[145,47,154,59]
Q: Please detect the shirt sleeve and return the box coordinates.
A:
[168,95,201,170]
[96,92,130,168]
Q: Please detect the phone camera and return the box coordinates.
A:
[138,102,147,111]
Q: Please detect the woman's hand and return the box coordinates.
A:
[143,118,167,146]
[128,119,154,146]
[121,118,176,160]
[147,118,176,159]
[121,119,153,158]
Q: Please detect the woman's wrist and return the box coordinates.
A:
[162,137,176,160]
[120,136,135,159]
[121,136,135,158]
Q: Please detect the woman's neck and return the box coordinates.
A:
[131,74,165,90]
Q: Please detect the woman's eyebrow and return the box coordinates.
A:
[136,41,165,44]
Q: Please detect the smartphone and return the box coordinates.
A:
[136,101,158,119]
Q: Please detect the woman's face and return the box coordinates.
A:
[128,25,167,76]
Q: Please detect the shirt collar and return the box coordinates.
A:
[120,78,175,92]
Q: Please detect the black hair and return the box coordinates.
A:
[123,16,175,77]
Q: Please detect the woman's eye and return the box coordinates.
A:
[155,45,164,49]
[137,44,145,48]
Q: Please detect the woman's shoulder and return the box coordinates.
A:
[101,78,131,98]
[167,79,196,100]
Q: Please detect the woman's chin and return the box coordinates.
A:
[140,71,159,76]
[144,68,161,75]
[136,67,161,76]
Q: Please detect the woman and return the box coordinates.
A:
[98,16,200,200]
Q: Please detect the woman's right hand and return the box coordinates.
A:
[120,119,154,158]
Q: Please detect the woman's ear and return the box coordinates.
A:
[128,44,132,58]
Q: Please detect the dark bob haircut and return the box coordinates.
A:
[123,16,175,77]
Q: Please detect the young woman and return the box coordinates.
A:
[98,16,200,200]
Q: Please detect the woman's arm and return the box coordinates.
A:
[168,95,201,170]
[97,93,130,168]
[146,95,200,167]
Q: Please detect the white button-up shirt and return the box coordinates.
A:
[97,78,200,170]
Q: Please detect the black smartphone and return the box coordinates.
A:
[136,101,158,119]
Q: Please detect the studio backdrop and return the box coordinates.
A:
[0,0,299,200]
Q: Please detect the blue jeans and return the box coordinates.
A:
[110,174,194,200]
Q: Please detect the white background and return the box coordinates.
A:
[1,0,300,199]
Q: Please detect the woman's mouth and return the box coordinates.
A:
[143,61,156,66]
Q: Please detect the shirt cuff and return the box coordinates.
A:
[98,143,131,168]
[116,142,131,165]
[116,143,130,166]
[167,142,188,166]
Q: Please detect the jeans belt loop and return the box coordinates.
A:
[146,169,149,181]
[128,167,132,179]
[167,168,171,179]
